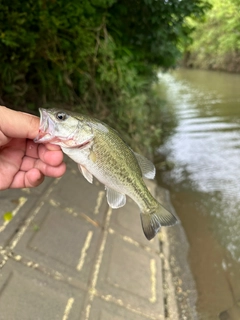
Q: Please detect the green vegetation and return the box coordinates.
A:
[0,0,209,154]
[3,211,13,222]
[184,0,240,72]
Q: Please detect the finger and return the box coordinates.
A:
[20,156,66,177]
[0,106,39,140]
[38,144,64,166]
[10,169,44,189]
[39,162,66,178]
[45,143,61,151]
[25,169,45,187]
[25,140,39,158]
[25,141,62,160]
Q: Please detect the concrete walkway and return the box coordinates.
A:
[0,158,166,320]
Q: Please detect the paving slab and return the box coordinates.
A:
[0,252,7,268]
[89,297,162,320]
[0,159,166,320]
[13,203,102,289]
[0,177,54,247]
[49,166,108,227]
[94,229,164,318]
[0,259,85,320]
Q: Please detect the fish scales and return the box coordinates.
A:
[89,124,144,197]
[65,119,155,211]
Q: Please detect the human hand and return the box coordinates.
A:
[0,106,66,190]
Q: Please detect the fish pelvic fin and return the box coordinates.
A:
[140,203,178,240]
[106,187,126,209]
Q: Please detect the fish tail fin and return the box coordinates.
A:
[140,203,178,240]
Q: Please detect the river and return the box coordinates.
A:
[156,69,240,319]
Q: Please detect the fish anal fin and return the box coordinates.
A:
[133,152,156,180]
[140,203,178,240]
[78,164,93,184]
[106,187,126,209]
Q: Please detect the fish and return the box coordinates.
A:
[34,108,178,240]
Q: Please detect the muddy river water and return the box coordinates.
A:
[157,69,240,319]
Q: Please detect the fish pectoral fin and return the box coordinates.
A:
[133,152,156,180]
[140,203,178,240]
[78,164,93,184]
[106,187,126,209]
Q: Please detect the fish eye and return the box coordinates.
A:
[56,112,68,121]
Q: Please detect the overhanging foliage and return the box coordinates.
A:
[0,0,209,153]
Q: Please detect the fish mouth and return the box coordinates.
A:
[34,109,56,143]
[34,131,54,143]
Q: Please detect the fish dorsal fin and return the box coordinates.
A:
[133,152,156,180]
[106,187,126,209]
[78,164,93,184]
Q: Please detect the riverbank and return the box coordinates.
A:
[181,1,240,75]
[156,186,198,320]
[182,51,240,74]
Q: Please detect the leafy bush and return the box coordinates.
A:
[184,0,240,72]
[0,0,209,153]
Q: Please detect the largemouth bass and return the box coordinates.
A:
[34,109,178,240]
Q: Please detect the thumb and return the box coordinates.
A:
[0,106,40,139]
